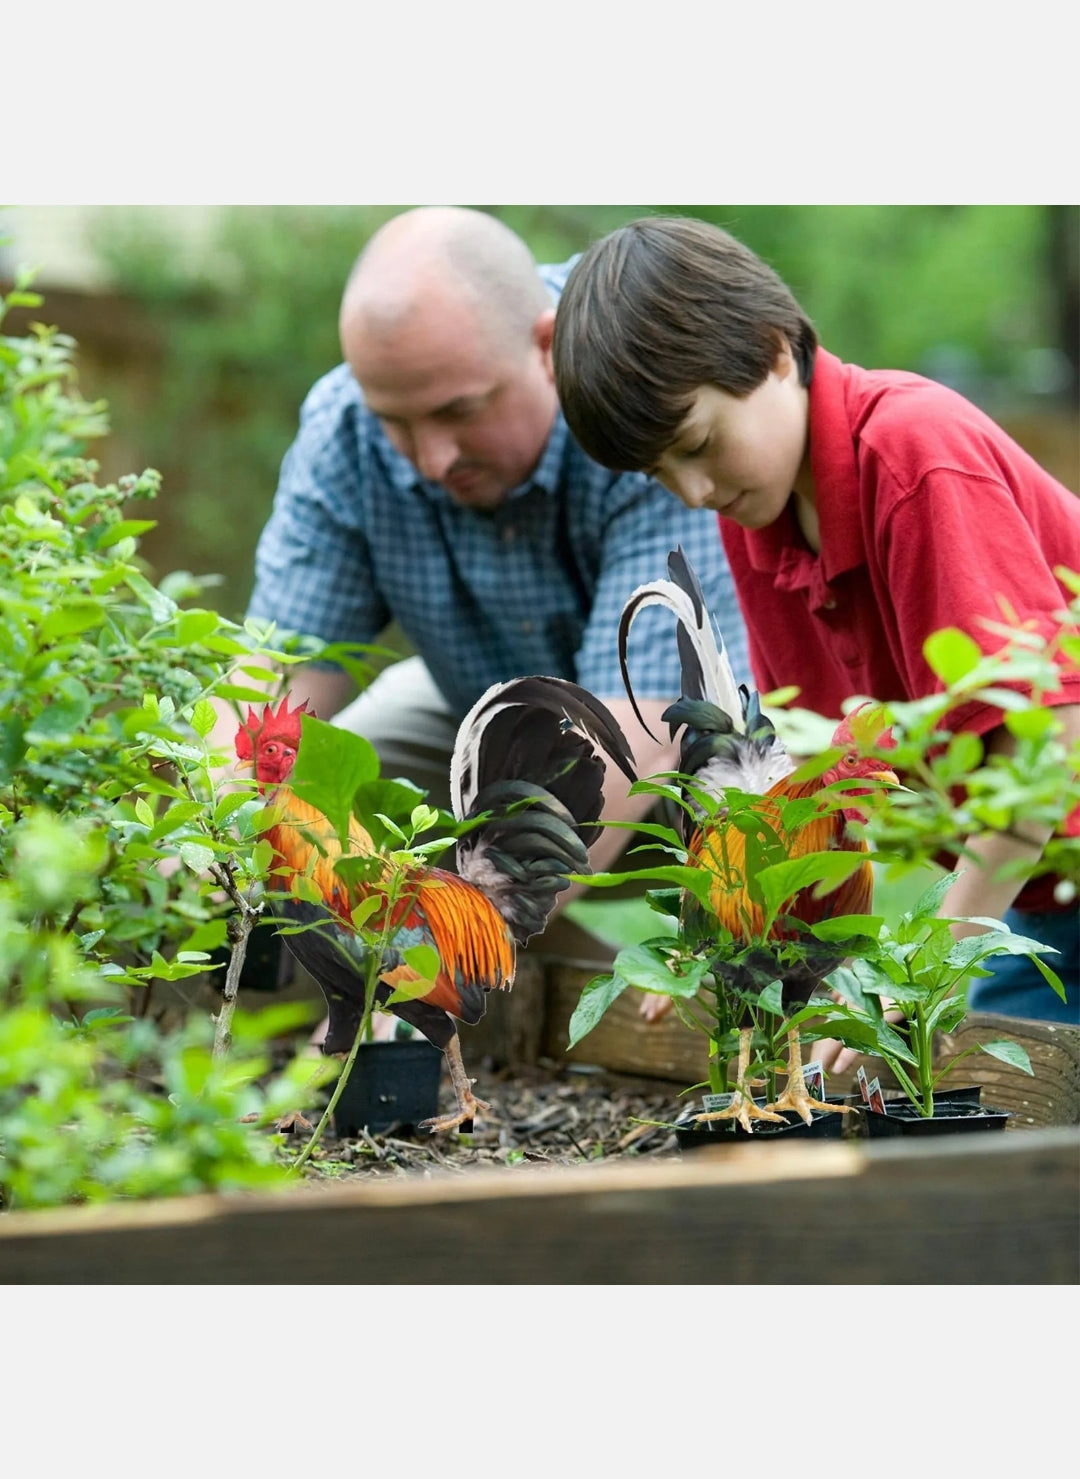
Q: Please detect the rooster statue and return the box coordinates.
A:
[620,547,898,1131]
[234,678,636,1133]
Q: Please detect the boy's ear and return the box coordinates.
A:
[772,333,797,380]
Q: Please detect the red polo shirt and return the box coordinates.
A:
[718,348,1080,911]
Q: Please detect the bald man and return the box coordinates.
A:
[242,207,750,951]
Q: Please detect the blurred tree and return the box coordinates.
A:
[84,204,1076,619]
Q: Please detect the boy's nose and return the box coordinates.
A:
[679,468,715,509]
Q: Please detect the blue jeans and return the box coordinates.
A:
[967,907,1079,1023]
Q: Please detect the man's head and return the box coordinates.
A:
[340,207,558,510]
[552,216,819,525]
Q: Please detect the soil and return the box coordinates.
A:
[285,1059,691,1182]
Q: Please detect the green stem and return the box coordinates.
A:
[288,860,415,1172]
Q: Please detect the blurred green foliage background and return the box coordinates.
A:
[2,204,1077,621]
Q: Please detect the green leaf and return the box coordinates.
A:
[924,627,982,684]
[25,677,94,740]
[178,840,215,873]
[756,979,786,1017]
[135,798,155,827]
[147,800,204,839]
[403,943,440,979]
[809,914,884,944]
[190,698,216,739]
[610,943,705,997]
[979,1039,1034,1075]
[1003,707,1057,740]
[290,715,380,842]
[176,610,221,646]
[567,973,628,1050]
[645,887,684,920]
[39,600,106,642]
[755,850,867,916]
[95,518,158,549]
[1030,951,1068,1003]
[905,870,961,925]
[213,789,256,826]
[0,716,27,784]
[350,895,382,931]
[124,570,177,624]
[292,874,323,906]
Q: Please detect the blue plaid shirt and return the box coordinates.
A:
[247,261,750,719]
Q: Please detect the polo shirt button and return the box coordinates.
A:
[521,620,533,633]
[822,597,837,610]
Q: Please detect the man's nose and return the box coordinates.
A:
[412,424,459,483]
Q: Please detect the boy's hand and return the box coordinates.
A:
[818,1007,906,1077]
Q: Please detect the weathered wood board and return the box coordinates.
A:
[931,1013,1080,1127]
[1,1130,1075,1284]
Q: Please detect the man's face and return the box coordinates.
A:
[648,346,811,529]
[344,296,558,511]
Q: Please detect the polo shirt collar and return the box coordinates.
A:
[740,347,866,583]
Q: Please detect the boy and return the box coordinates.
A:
[551,213,1080,1030]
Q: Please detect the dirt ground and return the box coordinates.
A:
[287,1059,690,1182]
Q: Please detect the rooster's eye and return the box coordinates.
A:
[844,751,858,767]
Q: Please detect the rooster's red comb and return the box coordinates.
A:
[233,694,314,762]
[831,700,896,752]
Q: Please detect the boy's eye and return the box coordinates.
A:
[685,435,711,458]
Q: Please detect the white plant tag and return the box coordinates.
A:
[700,1091,735,1132]
[857,1065,871,1104]
[803,1060,824,1098]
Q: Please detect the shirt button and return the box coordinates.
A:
[521,620,533,633]
[822,598,837,610]
[502,525,516,542]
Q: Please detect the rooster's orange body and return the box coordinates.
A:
[236,679,636,1132]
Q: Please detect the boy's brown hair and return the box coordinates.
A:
[553,215,818,473]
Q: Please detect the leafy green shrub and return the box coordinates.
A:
[0,272,335,1210]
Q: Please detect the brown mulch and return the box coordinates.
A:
[287,1060,692,1182]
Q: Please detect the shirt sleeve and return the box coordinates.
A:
[878,465,1080,735]
[245,369,392,646]
[574,474,752,703]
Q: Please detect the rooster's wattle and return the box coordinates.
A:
[235,678,636,1132]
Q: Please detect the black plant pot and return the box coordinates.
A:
[675,1094,857,1149]
[208,923,293,993]
[331,1038,444,1136]
[860,1084,1009,1138]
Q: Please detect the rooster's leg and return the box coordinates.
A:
[693,1028,784,1134]
[418,1033,492,1134]
[766,1024,853,1125]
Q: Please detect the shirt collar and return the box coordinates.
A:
[808,348,866,579]
[740,347,866,583]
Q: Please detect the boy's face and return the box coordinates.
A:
[648,345,811,528]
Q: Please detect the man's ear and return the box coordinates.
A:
[534,306,557,377]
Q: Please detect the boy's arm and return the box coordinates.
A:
[818,704,1080,1074]
[937,704,1080,932]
